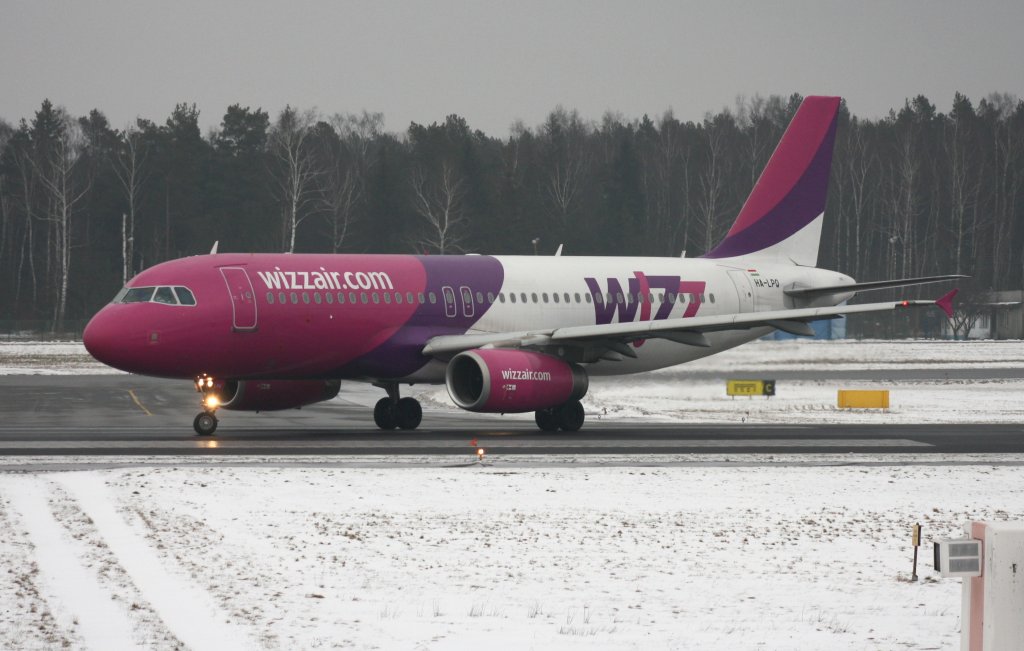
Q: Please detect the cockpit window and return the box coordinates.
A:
[121,287,155,303]
[153,287,178,304]
[116,285,196,306]
[175,287,196,306]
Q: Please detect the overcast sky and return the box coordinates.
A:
[2,1,1021,136]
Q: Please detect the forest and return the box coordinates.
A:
[0,92,1021,336]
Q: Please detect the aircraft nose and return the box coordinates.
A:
[83,308,125,369]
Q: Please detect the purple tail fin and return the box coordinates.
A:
[705,96,841,265]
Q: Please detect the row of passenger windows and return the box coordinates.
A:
[266,290,715,306]
[114,286,196,306]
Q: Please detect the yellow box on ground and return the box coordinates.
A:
[727,380,765,396]
[837,390,890,409]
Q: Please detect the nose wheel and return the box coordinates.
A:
[194,374,221,436]
[193,411,218,436]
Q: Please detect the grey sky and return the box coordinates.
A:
[1,1,1021,135]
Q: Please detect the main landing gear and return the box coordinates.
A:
[193,374,219,436]
[373,382,422,430]
[534,400,585,432]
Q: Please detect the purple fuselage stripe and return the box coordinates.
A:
[704,117,836,259]
[342,256,504,378]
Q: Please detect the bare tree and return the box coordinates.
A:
[30,111,91,330]
[410,163,466,254]
[268,106,319,253]
[539,107,590,229]
[696,114,732,254]
[112,124,147,283]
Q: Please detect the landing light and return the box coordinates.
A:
[205,395,220,409]
[477,448,485,461]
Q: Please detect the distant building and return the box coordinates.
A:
[941,290,1024,340]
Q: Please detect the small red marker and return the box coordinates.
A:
[470,438,478,448]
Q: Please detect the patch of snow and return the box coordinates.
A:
[2,464,1020,649]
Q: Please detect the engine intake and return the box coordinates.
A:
[446,349,588,413]
[214,379,341,412]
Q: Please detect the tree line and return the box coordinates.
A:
[0,92,1021,335]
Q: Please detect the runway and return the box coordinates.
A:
[1,375,1021,456]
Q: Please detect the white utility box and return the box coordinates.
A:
[934,538,982,577]
[952,521,1024,651]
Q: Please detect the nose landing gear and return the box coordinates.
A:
[193,374,220,436]
[372,382,422,430]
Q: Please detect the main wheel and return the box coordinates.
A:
[556,401,585,432]
[193,411,218,436]
[535,408,559,432]
[395,397,422,430]
[373,398,397,430]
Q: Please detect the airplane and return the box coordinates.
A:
[83,96,963,436]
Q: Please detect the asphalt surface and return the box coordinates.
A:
[0,375,1021,456]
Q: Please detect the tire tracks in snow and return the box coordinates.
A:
[54,472,257,651]
[2,476,143,650]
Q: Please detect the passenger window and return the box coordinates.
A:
[372,293,380,304]
[290,292,298,304]
[406,292,414,304]
[122,287,154,303]
[395,292,402,304]
[476,291,484,304]
[326,292,333,304]
[349,292,357,304]
[498,293,505,303]
[429,292,437,304]
[487,292,495,303]
[418,292,425,304]
[667,292,676,303]
[616,293,624,305]
[521,293,527,303]
[585,294,592,303]
[383,293,391,304]
[509,293,516,304]
[531,293,538,303]
[314,292,322,304]
[302,293,310,304]
[564,293,571,303]
[337,292,345,304]
[278,292,286,304]
[542,293,549,303]
[266,292,275,304]
[552,293,559,303]
[153,287,177,304]
[710,293,716,304]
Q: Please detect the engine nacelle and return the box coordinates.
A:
[446,349,588,413]
[212,379,341,412]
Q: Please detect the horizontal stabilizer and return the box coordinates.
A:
[785,274,967,298]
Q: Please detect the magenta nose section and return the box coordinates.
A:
[83,309,127,370]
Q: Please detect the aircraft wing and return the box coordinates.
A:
[421,290,957,358]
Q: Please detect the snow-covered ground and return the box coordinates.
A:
[0,464,1019,650]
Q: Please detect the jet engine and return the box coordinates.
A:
[211,379,341,412]
[445,349,588,413]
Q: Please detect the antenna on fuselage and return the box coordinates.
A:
[210,241,219,255]
[554,244,563,256]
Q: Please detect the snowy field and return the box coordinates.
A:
[1,339,1023,649]
[2,463,1022,650]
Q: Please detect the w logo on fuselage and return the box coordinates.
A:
[584,272,706,325]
